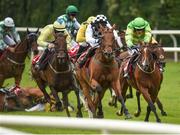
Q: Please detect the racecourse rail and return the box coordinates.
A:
[17,28,180,62]
[1,115,180,134]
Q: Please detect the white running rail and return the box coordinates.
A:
[1,115,180,134]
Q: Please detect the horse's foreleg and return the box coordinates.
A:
[96,91,105,118]
[144,105,151,122]
[112,80,131,119]
[72,75,83,117]
[50,87,63,112]
[82,83,95,118]
[126,86,133,99]
[156,97,167,116]
[141,88,161,122]
[134,91,141,117]
[62,93,70,117]
[37,81,50,103]
[0,74,4,88]
[74,88,83,117]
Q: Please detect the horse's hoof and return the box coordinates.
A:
[134,111,141,117]
[144,118,149,122]
[157,119,161,123]
[97,111,104,118]
[126,94,133,99]
[76,112,83,118]
[108,101,114,106]
[125,113,132,120]
[116,110,123,116]
[161,111,167,116]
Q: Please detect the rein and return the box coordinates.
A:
[7,57,25,65]
[137,62,156,74]
[48,61,72,74]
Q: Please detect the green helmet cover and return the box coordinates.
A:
[132,17,147,29]
[66,5,78,14]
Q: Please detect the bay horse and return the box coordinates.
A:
[31,33,82,117]
[0,87,34,111]
[0,28,39,88]
[119,44,164,122]
[76,25,131,119]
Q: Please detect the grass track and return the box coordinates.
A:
[0,59,180,134]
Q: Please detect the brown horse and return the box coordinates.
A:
[119,44,164,122]
[76,25,131,119]
[0,87,35,111]
[31,33,82,117]
[0,29,39,88]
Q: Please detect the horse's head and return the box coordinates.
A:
[99,24,116,60]
[151,43,165,61]
[53,33,68,64]
[138,44,157,72]
[26,28,39,55]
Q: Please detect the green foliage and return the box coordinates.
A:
[0,0,179,29]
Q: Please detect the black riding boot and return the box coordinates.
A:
[124,53,138,79]
[35,48,49,71]
[76,45,89,60]
[78,47,96,68]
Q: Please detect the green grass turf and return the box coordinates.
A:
[0,59,180,134]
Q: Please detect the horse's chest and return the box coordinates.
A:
[95,70,114,82]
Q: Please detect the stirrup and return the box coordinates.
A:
[124,72,130,79]
[34,64,41,71]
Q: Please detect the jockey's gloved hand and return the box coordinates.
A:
[127,46,138,55]
[47,43,55,49]
[95,38,101,44]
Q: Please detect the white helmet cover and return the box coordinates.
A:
[4,17,15,27]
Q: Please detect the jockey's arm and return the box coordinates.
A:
[73,18,80,30]
[144,24,152,43]
[0,32,8,50]
[65,30,72,50]
[125,27,134,47]
[85,24,99,47]
[12,27,21,43]
[106,22,123,48]
[37,26,52,47]
[76,23,86,43]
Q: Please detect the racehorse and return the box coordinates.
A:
[76,25,131,119]
[0,87,34,111]
[119,44,164,122]
[31,33,82,117]
[0,28,39,88]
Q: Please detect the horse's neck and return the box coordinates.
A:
[15,38,28,52]
[7,38,29,63]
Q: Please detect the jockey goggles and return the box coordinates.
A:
[69,12,77,17]
[134,28,145,32]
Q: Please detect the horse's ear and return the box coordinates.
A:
[36,28,39,34]
[112,24,116,30]
[99,24,104,33]
[27,28,30,34]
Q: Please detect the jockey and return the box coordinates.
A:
[35,21,72,71]
[124,17,163,78]
[78,14,123,68]
[56,5,80,41]
[75,16,96,59]
[0,17,21,54]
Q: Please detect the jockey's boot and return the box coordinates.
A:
[76,45,89,59]
[78,47,96,68]
[123,59,131,79]
[35,48,49,71]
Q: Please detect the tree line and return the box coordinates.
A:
[0,0,179,46]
